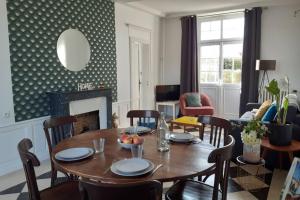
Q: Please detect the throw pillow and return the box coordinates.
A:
[254,100,272,120]
[186,93,201,107]
[261,103,277,122]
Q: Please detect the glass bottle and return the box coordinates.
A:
[157,112,170,152]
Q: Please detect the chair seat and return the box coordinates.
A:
[165,180,222,200]
[183,106,214,116]
[40,181,81,200]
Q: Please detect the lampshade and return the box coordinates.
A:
[256,60,276,71]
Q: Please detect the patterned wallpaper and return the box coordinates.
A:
[7,0,117,122]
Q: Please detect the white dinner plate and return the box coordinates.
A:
[170,133,194,142]
[125,126,151,134]
[111,159,154,176]
[55,147,94,161]
[113,158,150,174]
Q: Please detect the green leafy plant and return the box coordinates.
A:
[265,79,289,125]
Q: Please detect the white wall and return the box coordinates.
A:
[261,4,300,93]
[114,3,162,126]
[162,5,300,119]
[162,17,181,85]
[0,0,15,127]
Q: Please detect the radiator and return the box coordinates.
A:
[258,89,287,104]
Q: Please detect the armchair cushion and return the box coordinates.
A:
[179,93,214,116]
[185,93,201,107]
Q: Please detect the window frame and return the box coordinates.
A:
[198,13,244,85]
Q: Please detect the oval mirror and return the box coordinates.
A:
[57,29,90,71]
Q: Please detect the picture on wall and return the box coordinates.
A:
[281,157,300,200]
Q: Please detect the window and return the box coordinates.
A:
[198,14,244,84]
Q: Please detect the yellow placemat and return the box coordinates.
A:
[173,116,198,125]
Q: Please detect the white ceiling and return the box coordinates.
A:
[115,0,300,17]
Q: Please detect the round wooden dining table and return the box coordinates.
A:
[52,129,215,183]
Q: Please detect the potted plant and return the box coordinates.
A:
[265,78,292,146]
[241,118,267,163]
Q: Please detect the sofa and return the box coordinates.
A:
[230,102,300,169]
[179,93,214,116]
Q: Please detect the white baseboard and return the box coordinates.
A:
[0,116,49,176]
[0,100,132,176]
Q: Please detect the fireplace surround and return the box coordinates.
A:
[47,88,112,130]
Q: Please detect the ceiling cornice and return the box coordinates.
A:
[120,2,166,17]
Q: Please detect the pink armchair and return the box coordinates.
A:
[179,93,214,116]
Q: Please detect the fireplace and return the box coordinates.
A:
[74,110,100,135]
[47,88,112,133]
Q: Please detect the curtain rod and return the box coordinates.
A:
[197,10,244,18]
[196,7,268,18]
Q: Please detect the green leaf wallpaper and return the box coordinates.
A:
[7,0,117,122]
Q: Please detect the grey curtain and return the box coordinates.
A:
[180,15,199,94]
[239,7,262,116]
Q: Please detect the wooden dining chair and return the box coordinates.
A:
[18,138,81,200]
[127,110,160,129]
[79,178,163,200]
[165,135,235,200]
[198,116,232,148]
[43,115,77,186]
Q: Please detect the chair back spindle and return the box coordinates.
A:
[127,110,160,129]
[43,116,77,186]
[208,135,235,200]
[18,139,41,200]
[198,116,231,148]
[79,179,162,200]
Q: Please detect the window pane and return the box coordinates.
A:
[223,18,244,39]
[222,43,243,84]
[223,70,232,83]
[223,58,232,70]
[200,20,221,41]
[200,45,220,83]
[233,71,241,83]
[200,45,220,71]
[200,72,218,83]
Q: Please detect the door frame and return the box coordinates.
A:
[128,25,152,110]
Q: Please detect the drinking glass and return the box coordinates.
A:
[93,138,105,153]
[131,144,143,158]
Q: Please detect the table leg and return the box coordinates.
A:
[288,152,294,164]
[279,152,283,170]
[199,125,204,140]
[172,105,175,120]
[261,148,268,159]
[170,122,174,131]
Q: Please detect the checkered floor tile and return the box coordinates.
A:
[0,164,273,200]
[0,129,278,200]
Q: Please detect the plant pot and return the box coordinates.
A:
[243,143,261,163]
[268,123,293,146]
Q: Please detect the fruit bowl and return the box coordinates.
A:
[117,138,133,149]
[118,134,144,149]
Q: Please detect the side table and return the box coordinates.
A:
[261,138,300,169]
[236,156,266,190]
[156,101,179,121]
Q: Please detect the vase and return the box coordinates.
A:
[268,123,293,146]
[243,142,261,163]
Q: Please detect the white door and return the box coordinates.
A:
[130,40,141,110]
[130,39,151,110]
